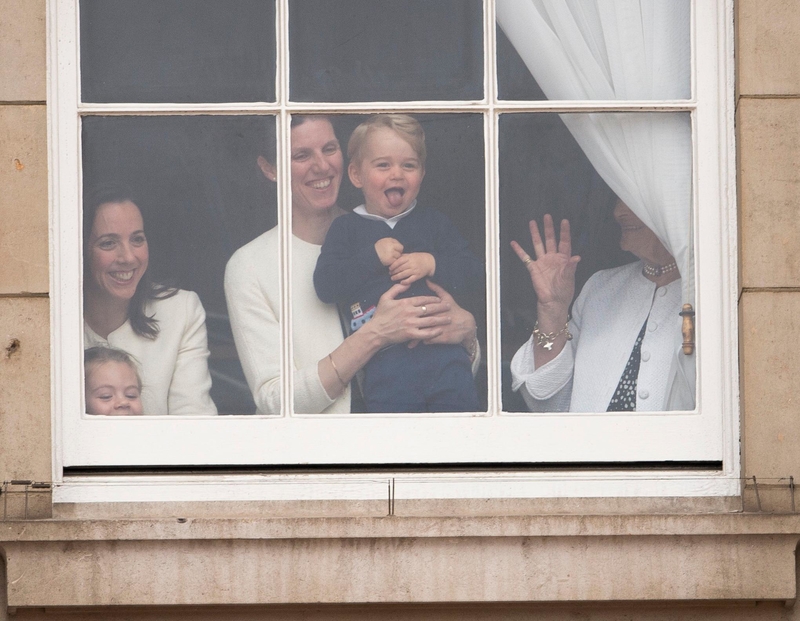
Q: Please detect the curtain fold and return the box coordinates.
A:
[496,0,693,307]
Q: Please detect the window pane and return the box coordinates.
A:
[80,0,276,103]
[291,113,487,413]
[289,0,483,103]
[497,0,691,101]
[499,112,694,413]
[82,115,277,416]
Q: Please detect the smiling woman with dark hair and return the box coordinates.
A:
[83,184,218,416]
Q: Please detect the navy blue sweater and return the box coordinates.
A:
[314,206,484,329]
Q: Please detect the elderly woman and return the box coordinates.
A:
[225,116,479,414]
[83,186,217,415]
[510,201,692,412]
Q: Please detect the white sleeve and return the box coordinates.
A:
[509,292,585,413]
[168,291,218,416]
[224,247,337,415]
[224,250,283,414]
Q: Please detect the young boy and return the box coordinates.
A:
[313,114,483,413]
[84,346,144,416]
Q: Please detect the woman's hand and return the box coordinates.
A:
[510,214,580,328]
[422,280,477,349]
[366,282,452,348]
[324,282,475,400]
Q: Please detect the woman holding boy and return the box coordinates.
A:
[225,116,479,414]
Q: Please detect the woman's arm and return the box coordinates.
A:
[225,241,284,414]
[316,282,453,400]
[510,215,580,368]
[168,291,219,416]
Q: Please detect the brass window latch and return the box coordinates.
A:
[680,304,695,355]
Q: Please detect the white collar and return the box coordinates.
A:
[353,200,417,230]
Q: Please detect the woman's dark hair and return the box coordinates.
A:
[259,115,338,167]
[84,346,142,390]
[83,182,177,340]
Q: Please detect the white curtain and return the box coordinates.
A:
[496,0,693,306]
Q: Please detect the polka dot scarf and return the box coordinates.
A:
[607,320,648,412]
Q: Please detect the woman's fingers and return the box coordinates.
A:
[380,282,413,301]
[543,213,557,254]
[518,215,575,262]
[424,280,454,303]
[529,219,545,259]
[558,218,572,256]
[510,240,534,268]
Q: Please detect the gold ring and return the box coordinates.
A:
[523,256,533,265]
[421,305,427,316]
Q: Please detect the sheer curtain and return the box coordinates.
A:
[497,0,695,407]
[496,0,692,300]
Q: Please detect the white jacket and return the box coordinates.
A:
[84,289,217,416]
[510,261,695,412]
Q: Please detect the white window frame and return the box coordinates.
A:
[49,0,740,502]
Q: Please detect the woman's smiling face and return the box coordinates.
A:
[290,118,344,217]
[613,199,672,265]
[87,200,149,305]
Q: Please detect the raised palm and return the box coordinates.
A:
[511,215,580,313]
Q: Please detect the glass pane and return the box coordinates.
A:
[293,113,487,413]
[80,0,276,103]
[499,112,694,412]
[82,115,277,416]
[289,0,483,102]
[497,0,691,101]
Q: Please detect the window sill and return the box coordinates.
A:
[2,514,797,607]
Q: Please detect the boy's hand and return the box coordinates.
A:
[375,237,404,266]
[389,252,436,285]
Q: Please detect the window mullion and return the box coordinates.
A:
[277,0,293,416]
[484,0,501,414]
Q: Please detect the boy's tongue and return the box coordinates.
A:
[385,188,405,208]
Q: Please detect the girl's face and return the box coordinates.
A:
[87,201,149,305]
[289,118,344,218]
[85,360,143,416]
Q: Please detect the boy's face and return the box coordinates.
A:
[348,127,425,219]
[86,361,144,416]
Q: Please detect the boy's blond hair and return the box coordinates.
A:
[348,114,426,167]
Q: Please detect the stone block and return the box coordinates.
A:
[738,99,800,288]
[738,0,800,96]
[0,297,51,483]
[0,0,46,102]
[3,532,795,607]
[0,106,48,294]
[741,291,800,479]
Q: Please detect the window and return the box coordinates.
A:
[50,0,738,497]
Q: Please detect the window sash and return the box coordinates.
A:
[50,0,738,489]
